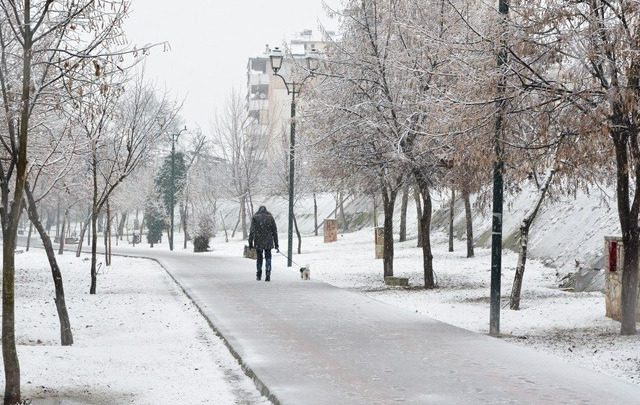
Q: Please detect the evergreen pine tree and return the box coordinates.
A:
[144,199,166,246]
[155,152,187,219]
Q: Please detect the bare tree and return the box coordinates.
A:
[399,184,410,242]
[513,0,640,335]
[19,114,82,348]
[68,68,174,294]
[303,0,412,278]
[179,129,208,249]
[389,0,486,287]
[448,188,455,252]
[211,88,270,240]
[0,0,139,401]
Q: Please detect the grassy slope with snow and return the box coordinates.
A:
[235,185,618,273]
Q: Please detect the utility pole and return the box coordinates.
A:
[490,0,509,336]
[287,90,296,266]
[170,134,176,251]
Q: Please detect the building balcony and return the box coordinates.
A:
[248,98,268,112]
[248,72,270,86]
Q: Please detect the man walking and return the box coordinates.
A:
[248,206,279,282]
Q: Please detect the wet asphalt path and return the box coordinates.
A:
[98,247,640,405]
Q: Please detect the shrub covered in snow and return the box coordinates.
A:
[193,216,215,252]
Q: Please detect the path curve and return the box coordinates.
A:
[107,246,640,405]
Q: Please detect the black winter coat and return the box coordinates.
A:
[249,206,279,250]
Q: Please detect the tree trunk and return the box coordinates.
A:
[240,195,248,240]
[55,198,61,239]
[339,191,349,231]
[114,213,119,246]
[26,222,33,252]
[372,193,378,228]
[313,193,318,236]
[2,239,20,405]
[231,205,241,238]
[1,201,23,404]
[58,209,67,255]
[108,213,112,266]
[45,208,54,233]
[399,184,409,242]
[422,190,435,288]
[414,188,423,248]
[3,24,38,401]
[182,196,189,250]
[25,187,73,345]
[247,190,255,218]
[139,215,145,247]
[414,171,435,288]
[87,211,91,246]
[510,169,555,310]
[510,223,530,311]
[108,222,112,264]
[613,132,640,335]
[621,234,640,334]
[448,188,455,252]
[105,199,111,266]
[76,210,91,257]
[90,148,99,295]
[463,189,474,258]
[124,214,129,243]
[381,187,398,278]
[76,221,88,257]
[90,209,99,295]
[293,213,302,254]
[118,212,127,241]
[167,219,173,251]
[220,213,229,242]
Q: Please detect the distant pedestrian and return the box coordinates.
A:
[248,206,279,282]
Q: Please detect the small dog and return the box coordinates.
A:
[300,265,311,280]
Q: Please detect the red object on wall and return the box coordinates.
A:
[609,241,618,272]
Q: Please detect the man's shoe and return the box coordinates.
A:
[265,271,271,282]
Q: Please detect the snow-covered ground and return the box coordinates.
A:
[5,185,639,403]
[2,249,269,405]
[211,228,640,386]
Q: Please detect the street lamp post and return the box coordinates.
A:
[269,46,319,267]
[169,126,187,251]
[490,0,510,336]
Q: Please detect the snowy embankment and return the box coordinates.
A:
[230,185,619,274]
[1,250,267,405]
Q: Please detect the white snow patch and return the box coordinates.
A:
[1,250,268,405]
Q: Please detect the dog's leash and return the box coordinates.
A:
[277,249,303,268]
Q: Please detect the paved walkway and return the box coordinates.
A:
[113,248,640,404]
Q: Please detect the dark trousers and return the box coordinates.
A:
[256,248,272,276]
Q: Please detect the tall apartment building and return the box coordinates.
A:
[246,53,270,125]
[246,30,334,154]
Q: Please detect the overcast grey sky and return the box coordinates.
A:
[124,1,339,130]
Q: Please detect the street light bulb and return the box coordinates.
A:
[270,47,284,73]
